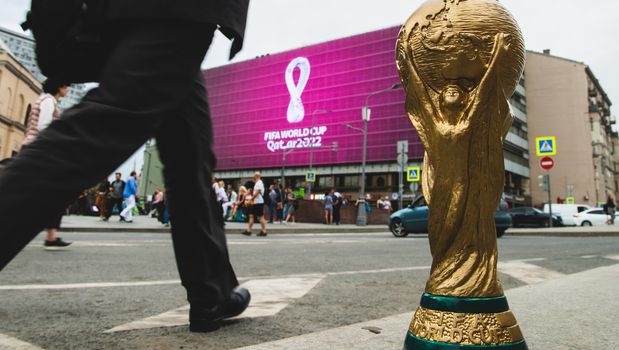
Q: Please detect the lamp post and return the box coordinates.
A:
[307,109,332,198]
[353,83,402,226]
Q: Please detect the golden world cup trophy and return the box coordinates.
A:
[396,0,527,349]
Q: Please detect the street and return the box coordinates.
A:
[1,231,618,349]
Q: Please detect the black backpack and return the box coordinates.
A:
[21,0,107,83]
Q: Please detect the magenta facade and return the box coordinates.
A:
[204,26,423,171]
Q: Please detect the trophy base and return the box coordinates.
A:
[404,294,528,350]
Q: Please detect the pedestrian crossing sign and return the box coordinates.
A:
[536,136,557,156]
[566,197,575,205]
[407,167,421,182]
[306,171,316,183]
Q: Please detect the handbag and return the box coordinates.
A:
[21,0,107,84]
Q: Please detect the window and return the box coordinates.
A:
[589,210,605,215]
[18,94,25,121]
[24,104,31,126]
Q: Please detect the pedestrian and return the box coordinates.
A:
[276,184,284,224]
[282,187,290,220]
[95,178,111,221]
[380,196,393,212]
[1,0,250,333]
[107,172,125,220]
[242,172,267,236]
[332,188,342,225]
[229,186,246,221]
[605,194,616,225]
[222,186,237,220]
[284,189,297,224]
[152,188,166,224]
[267,184,276,223]
[324,190,334,225]
[120,171,138,223]
[21,78,72,250]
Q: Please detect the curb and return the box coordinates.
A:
[59,227,391,234]
[506,230,619,238]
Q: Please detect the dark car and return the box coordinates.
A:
[509,207,563,228]
[388,196,512,238]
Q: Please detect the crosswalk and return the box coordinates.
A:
[2,255,618,350]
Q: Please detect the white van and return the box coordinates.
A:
[543,204,591,226]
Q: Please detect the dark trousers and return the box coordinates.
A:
[106,197,124,219]
[333,204,341,224]
[0,21,237,307]
[269,202,276,223]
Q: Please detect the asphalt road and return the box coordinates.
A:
[1,232,618,350]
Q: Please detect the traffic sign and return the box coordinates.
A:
[306,171,316,183]
[407,167,421,182]
[566,197,575,205]
[540,156,554,170]
[391,192,399,200]
[536,136,557,157]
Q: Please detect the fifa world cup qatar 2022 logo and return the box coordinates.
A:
[263,56,330,153]
[285,57,311,123]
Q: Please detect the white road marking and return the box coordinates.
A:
[105,275,325,333]
[605,255,619,261]
[0,265,428,291]
[0,333,44,350]
[498,260,565,284]
[0,280,180,291]
[580,255,598,259]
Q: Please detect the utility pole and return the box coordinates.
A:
[397,140,408,210]
[547,174,553,228]
[355,83,402,226]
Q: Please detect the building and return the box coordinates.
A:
[505,77,531,206]
[525,50,614,207]
[0,26,87,111]
[0,40,41,159]
[136,26,531,206]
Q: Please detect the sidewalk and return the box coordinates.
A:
[507,226,619,237]
[236,263,619,349]
[58,215,619,236]
[58,215,390,234]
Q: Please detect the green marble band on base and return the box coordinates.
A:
[420,294,510,314]
[405,333,528,350]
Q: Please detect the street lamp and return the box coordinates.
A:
[355,83,402,226]
[308,109,332,198]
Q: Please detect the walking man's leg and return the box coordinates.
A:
[156,72,246,331]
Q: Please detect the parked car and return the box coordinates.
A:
[509,207,563,228]
[388,196,512,238]
[573,208,618,226]
[543,204,591,226]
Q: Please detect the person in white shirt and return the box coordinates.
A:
[242,172,267,236]
[22,79,71,250]
[216,180,228,203]
[222,187,237,220]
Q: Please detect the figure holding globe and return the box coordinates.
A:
[396,0,528,349]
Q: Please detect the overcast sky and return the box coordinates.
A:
[1,0,616,107]
[1,0,617,179]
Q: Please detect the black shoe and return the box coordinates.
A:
[189,287,251,333]
[119,216,125,222]
[241,231,252,236]
[257,231,267,237]
[43,238,72,250]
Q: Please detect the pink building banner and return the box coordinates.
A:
[204,26,423,171]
